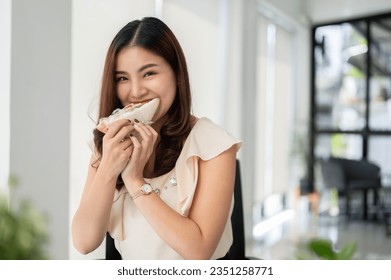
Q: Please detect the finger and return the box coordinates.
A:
[124,141,134,155]
[113,124,135,143]
[119,136,133,149]
[105,119,133,139]
[129,135,142,158]
[145,125,158,141]
[134,124,156,146]
[134,122,153,137]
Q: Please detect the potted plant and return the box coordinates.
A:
[296,238,357,260]
[0,175,49,259]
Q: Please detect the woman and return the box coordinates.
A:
[72,17,242,260]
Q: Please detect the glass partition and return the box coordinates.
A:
[315,22,367,131]
[369,18,391,130]
[368,136,391,186]
[311,12,391,192]
[315,134,363,160]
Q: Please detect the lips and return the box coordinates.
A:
[96,98,160,133]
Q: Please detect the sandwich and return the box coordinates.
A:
[96,98,160,133]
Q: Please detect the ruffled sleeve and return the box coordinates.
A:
[175,117,242,216]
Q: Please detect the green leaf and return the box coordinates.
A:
[336,241,357,260]
[308,238,336,260]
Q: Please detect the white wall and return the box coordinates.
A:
[0,0,11,194]
[306,0,391,24]
[261,0,307,22]
[158,0,243,136]
[163,0,220,124]
[10,0,71,259]
[261,0,391,25]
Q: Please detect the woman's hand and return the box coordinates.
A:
[121,121,158,189]
[99,118,135,178]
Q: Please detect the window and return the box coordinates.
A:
[310,12,391,190]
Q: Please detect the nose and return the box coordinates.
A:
[129,79,148,101]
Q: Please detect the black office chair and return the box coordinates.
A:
[319,157,382,220]
[105,159,254,260]
[378,188,391,236]
[105,231,121,260]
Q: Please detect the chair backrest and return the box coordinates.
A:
[228,159,246,259]
[105,159,246,260]
[337,157,381,181]
[319,157,346,193]
[105,232,121,260]
[319,157,382,194]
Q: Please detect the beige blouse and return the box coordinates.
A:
[107,117,242,259]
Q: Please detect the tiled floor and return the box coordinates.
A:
[246,196,391,260]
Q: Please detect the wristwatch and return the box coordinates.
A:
[130,183,153,200]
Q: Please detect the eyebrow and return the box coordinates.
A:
[138,63,158,72]
[114,63,158,75]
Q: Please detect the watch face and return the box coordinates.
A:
[142,184,152,194]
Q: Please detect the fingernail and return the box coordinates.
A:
[128,119,132,123]
[134,119,140,123]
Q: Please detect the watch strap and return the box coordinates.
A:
[130,190,144,200]
[130,183,152,200]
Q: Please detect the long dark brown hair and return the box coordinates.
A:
[93,17,193,187]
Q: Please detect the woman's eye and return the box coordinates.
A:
[115,76,127,82]
[144,72,155,78]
